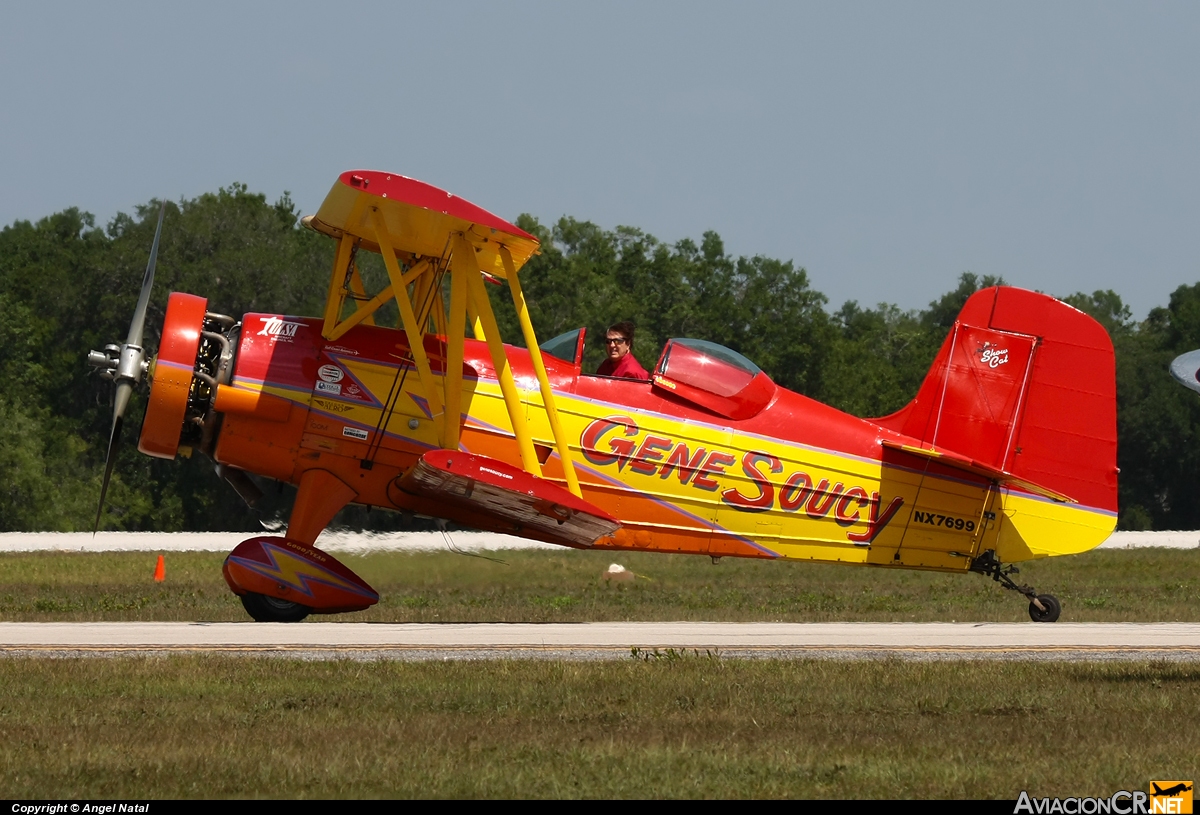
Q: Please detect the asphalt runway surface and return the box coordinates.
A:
[3,534,1195,661]
[2,622,1198,661]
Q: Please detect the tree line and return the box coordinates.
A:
[2,184,1199,532]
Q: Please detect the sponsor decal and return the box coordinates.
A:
[343,426,369,441]
[580,415,903,544]
[978,341,1009,368]
[325,345,359,356]
[480,466,514,480]
[257,316,303,342]
[312,367,373,405]
[284,539,327,563]
[313,398,352,414]
[317,364,344,384]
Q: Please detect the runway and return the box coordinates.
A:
[2,622,1198,660]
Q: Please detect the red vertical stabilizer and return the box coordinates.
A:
[875,287,1117,513]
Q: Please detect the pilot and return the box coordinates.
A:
[596,321,650,380]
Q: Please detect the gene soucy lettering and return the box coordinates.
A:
[580,415,903,544]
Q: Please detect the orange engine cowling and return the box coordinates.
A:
[138,292,209,459]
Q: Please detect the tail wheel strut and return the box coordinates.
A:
[970,549,1062,623]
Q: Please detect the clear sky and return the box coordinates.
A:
[2,2,1197,319]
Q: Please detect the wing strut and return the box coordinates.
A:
[370,206,445,447]
[305,171,585,498]
[455,232,542,478]
[501,245,582,498]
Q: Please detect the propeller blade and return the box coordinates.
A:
[93,389,127,534]
[94,201,162,533]
[126,201,166,348]
[110,375,134,429]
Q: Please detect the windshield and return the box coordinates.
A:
[539,328,583,364]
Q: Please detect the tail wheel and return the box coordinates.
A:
[240,592,312,623]
[1028,593,1062,623]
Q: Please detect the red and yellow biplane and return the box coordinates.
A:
[90,171,1118,623]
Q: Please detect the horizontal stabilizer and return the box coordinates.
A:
[880,439,1077,504]
[399,450,620,548]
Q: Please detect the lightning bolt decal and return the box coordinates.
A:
[227,543,377,601]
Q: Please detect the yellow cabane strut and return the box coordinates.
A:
[314,206,583,498]
[500,245,582,498]
[454,232,541,478]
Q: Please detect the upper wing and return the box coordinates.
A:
[304,170,540,279]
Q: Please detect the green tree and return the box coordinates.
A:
[822,301,929,417]
[5,184,1200,533]
[494,218,832,394]
[1101,284,1200,529]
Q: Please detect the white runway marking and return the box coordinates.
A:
[1,530,1197,553]
[2,622,1198,661]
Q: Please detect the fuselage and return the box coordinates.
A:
[207,311,1116,572]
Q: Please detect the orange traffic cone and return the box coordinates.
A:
[153,554,166,583]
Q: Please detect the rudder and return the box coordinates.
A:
[875,287,1117,514]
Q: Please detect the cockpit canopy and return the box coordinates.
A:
[652,338,777,420]
[541,329,776,420]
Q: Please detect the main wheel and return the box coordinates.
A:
[1028,593,1061,623]
[240,592,312,623]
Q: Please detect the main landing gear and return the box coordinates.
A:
[240,592,312,623]
[222,536,380,623]
[970,549,1062,623]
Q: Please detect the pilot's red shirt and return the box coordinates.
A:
[597,353,650,381]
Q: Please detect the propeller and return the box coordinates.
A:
[1170,348,1200,396]
[88,201,167,533]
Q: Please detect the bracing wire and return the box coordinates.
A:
[364,241,451,466]
[437,522,507,565]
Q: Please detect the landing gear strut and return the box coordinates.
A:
[970,549,1062,623]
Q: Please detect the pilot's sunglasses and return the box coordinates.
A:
[605,337,628,345]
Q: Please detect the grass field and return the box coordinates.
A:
[0,546,1197,622]
[0,656,1195,798]
[3,547,1197,799]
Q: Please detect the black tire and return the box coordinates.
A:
[240,592,311,623]
[1028,593,1061,623]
